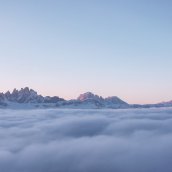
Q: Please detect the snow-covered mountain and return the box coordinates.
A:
[76,92,129,108]
[0,87,64,108]
[0,88,129,109]
[0,87,172,109]
[4,87,44,103]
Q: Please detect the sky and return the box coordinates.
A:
[0,0,172,104]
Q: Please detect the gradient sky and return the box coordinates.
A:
[0,0,172,104]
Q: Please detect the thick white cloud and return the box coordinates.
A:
[0,108,172,172]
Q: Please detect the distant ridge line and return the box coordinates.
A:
[0,87,172,109]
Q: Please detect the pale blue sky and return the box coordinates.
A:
[0,0,172,104]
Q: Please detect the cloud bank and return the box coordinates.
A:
[0,108,172,172]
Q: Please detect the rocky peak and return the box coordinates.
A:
[16,87,41,103]
[1,87,65,104]
[19,87,32,94]
[77,92,103,102]
[105,96,128,105]
[0,93,5,101]
[12,88,19,94]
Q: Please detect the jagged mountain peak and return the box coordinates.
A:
[105,96,128,104]
[77,92,103,101]
[12,88,18,94]
[76,92,129,108]
[1,87,171,109]
[12,87,36,94]
[1,87,64,104]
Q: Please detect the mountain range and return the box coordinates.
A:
[0,87,171,109]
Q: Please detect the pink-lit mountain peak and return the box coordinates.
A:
[77,92,103,101]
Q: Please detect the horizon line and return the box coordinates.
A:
[0,86,171,105]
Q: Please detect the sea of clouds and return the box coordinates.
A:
[0,108,172,172]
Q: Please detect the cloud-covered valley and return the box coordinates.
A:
[1,108,172,172]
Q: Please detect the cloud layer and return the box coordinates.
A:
[1,108,172,172]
